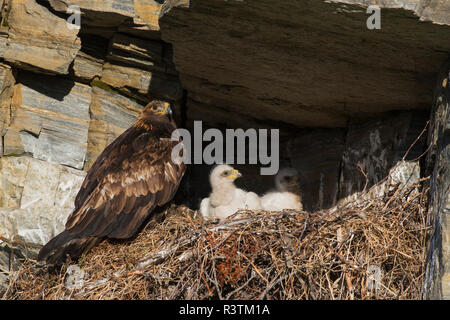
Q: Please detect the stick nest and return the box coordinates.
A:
[2,176,430,300]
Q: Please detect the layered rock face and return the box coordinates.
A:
[4,73,92,169]
[423,60,450,299]
[0,0,183,287]
[0,0,449,297]
[3,0,81,74]
[0,156,86,245]
[160,0,450,128]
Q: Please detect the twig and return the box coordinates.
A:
[402,120,429,161]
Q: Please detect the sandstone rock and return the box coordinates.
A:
[101,63,183,101]
[45,0,135,27]
[45,0,164,31]
[0,155,28,209]
[0,35,7,58]
[185,93,280,131]
[423,59,450,299]
[333,0,450,26]
[160,0,450,128]
[338,111,428,200]
[118,17,162,40]
[3,0,81,75]
[0,156,86,246]
[3,73,91,170]
[133,0,163,30]
[101,63,151,93]
[107,33,165,72]
[46,0,133,14]
[0,63,14,136]
[161,0,190,17]
[419,0,450,25]
[49,0,165,38]
[84,86,144,170]
[257,111,427,212]
[73,52,103,82]
[287,129,346,212]
[337,160,421,207]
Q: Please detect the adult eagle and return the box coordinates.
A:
[38,100,186,265]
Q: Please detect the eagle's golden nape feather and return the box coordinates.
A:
[38,100,186,266]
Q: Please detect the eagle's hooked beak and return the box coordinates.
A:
[228,169,242,180]
[158,102,172,116]
[165,104,173,117]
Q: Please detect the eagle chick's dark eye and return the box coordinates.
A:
[222,171,230,177]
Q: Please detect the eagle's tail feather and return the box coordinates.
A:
[38,231,101,266]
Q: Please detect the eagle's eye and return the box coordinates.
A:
[222,171,230,177]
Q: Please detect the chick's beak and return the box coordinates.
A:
[229,169,242,180]
[287,175,299,187]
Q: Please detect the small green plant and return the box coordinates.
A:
[90,79,116,93]
[3,153,22,157]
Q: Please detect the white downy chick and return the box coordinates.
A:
[261,168,303,211]
[200,164,262,220]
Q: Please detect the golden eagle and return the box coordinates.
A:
[38,100,186,265]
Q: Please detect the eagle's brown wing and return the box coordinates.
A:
[66,125,185,239]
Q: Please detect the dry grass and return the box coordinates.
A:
[1,173,430,300]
